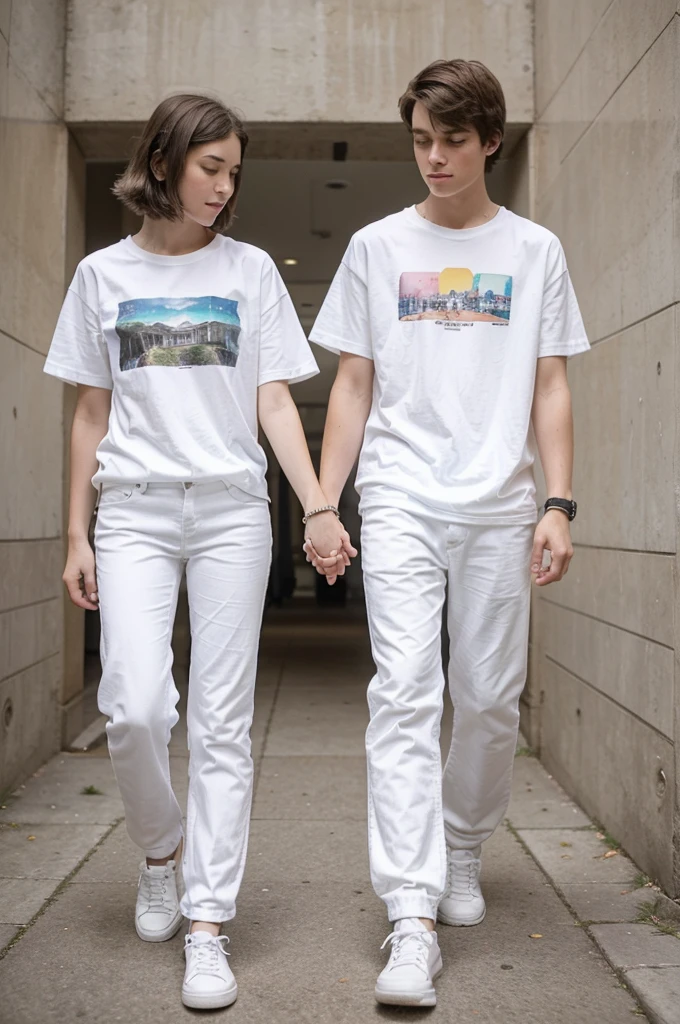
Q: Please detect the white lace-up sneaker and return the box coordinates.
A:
[438,845,486,927]
[135,860,183,942]
[182,931,238,1010]
[375,919,443,1007]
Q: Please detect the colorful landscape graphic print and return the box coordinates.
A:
[399,269,512,323]
[116,296,241,371]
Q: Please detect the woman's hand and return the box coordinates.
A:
[531,510,573,586]
[303,528,358,586]
[304,513,356,586]
[63,538,99,610]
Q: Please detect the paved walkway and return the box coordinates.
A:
[1,606,675,1022]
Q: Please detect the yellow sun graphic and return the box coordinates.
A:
[438,267,474,294]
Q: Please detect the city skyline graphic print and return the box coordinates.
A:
[116,296,241,371]
[399,269,512,325]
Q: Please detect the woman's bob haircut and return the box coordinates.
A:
[113,94,248,232]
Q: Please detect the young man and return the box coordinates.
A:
[306,59,589,1007]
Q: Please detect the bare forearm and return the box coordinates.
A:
[68,415,107,540]
[532,386,574,499]
[258,393,325,511]
[319,379,372,507]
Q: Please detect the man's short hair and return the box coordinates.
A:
[399,60,506,172]
[113,94,249,232]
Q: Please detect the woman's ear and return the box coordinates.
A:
[150,149,167,182]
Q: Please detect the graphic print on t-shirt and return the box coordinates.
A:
[398,269,512,325]
[116,296,241,371]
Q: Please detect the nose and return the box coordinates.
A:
[428,144,446,166]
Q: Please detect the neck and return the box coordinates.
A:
[417,175,499,231]
[133,216,215,256]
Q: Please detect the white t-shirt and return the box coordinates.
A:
[310,206,589,524]
[44,234,318,498]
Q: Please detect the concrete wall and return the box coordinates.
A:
[526,1,679,894]
[65,0,534,126]
[0,0,86,793]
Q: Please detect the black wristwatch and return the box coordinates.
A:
[544,497,577,521]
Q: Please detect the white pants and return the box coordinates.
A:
[361,502,534,922]
[95,480,272,923]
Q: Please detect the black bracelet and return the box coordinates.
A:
[543,498,577,521]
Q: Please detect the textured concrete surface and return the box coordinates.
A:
[0,608,658,1022]
[65,0,534,125]
[624,967,680,1024]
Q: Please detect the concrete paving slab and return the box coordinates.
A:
[0,878,59,924]
[561,883,666,924]
[508,756,591,828]
[517,827,638,884]
[625,966,680,1024]
[252,756,367,820]
[590,923,680,969]
[0,924,20,949]
[0,755,123,825]
[69,823,141,884]
[0,823,110,880]
[244,820,370,883]
[265,703,369,756]
[0,872,643,1024]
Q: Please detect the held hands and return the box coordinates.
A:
[303,512,358,587]
[63,539,99,611]
[531,509,574,586]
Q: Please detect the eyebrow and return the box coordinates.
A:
[202,154,226,163]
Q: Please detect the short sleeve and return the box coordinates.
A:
[538,240,590,359]
[43,263,113,388]
[309,238,373,359]
[258,258,319,386]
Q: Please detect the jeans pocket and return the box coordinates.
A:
[97,484,136,508]
[225,482,262,505]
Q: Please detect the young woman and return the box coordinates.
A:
[44,94,351,1010]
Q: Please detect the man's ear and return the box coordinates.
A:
[150,149,167,182]
[486,133,503,157]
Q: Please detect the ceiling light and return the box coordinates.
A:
[282,258,298,266]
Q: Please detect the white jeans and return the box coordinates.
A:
[361,501,534,922]
[94,480,272,923]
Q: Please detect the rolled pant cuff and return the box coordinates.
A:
[144,831,183,861]
[384,894,439,923]
[180,903,235,925]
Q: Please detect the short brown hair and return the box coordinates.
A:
[113,94,248,232]
[399,60,506,172]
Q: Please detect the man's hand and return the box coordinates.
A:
[63,539,99,610]
[531,510,573,586]
[304,530,358,586]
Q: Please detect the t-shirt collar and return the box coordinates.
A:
[122,233,224,265]
[404,204,508,240]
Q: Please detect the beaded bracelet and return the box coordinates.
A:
[302,505,340,525]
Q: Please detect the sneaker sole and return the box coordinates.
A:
[135,911,184,942]
[182,982,238,1009]
[437,906,486,927]
[375,965,442,1007]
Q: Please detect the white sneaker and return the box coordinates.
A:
[438,845,486,926]
[182,931,238,1010]
[375,919,443,1007]
[135,860,183,942]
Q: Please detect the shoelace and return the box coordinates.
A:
[139,871,173,915]
[381,931,432,975]
[447,857,481,898]
[184,934,231,975]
